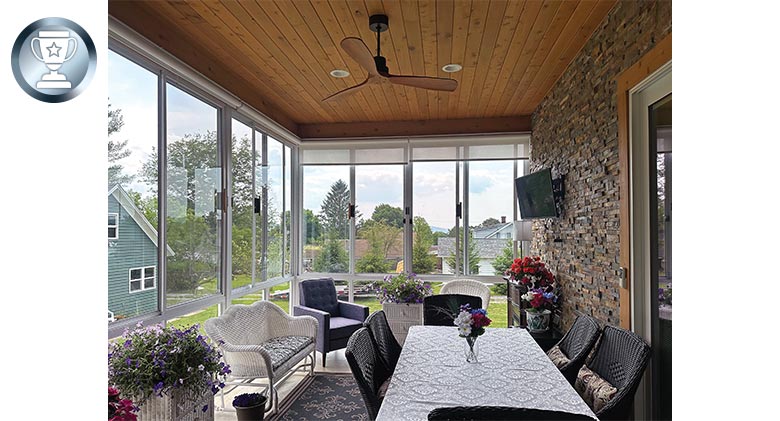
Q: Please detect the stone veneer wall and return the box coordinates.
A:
[530,1,671,331]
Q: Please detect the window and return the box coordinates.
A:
[108,213,118,239]
[303,165,351,274]
[129,266,156,292]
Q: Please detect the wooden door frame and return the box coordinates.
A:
[617,34,672,330]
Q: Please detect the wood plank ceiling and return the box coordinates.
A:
[109,0,616,138]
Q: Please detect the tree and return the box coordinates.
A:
[319,180,354,238]
[370,204,404,228]
[108,103,133,187]
[446,227,480,274]
[492,240,514,275]
[304,209,323,244]
[356,222,401,273]
[478,217,501,228]
[312,237,349,273]
[412,216,437,274]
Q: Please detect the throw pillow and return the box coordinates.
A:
[546,345,571,368]
[575,365,618,413]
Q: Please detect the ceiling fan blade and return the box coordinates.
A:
[387,74,458,91]
[341,37,378,76]
[322,77,372,102]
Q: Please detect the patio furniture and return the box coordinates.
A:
[376,326,596,421]
[440,279,491,309]
[423,294,482,326]
[364,310,402,372]
[427,406,596,420]
[294,278,369,366]
[345,327,392,421]
[575,325,651,420]
[547,315,602,385]
[203,301,317,415]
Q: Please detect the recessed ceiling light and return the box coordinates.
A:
[330,69,350,78]
[442,63,463,73]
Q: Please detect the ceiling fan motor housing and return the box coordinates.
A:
[369,14,389,32]
[373,55,389,74]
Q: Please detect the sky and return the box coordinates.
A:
[109,49,519,229]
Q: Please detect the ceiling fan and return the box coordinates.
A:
[323,14,458,102]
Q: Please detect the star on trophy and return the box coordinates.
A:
[31,30,78,89]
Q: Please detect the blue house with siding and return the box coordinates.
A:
[108,185,173,320]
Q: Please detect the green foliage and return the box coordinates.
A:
[165,210,218,292]
[492,240,515,275]
[446,227,480,274]
[304,209,323,244]
[108,103,133,187]
[412,216,437,274]
[356,221,400,273]
[356,250,392,273]
[108,323,229,405]
[370,204,404,228]
[491,282,508,296]
[478,217,501,228]
[312,237,348,273]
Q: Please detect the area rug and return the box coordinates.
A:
[268,373,368,421]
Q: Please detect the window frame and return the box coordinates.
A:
[129,265,156,293]
[108,212,119,239]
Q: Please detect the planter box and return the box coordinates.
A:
[136,389,215,421]
[382,303,423,345]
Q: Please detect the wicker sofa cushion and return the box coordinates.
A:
[575,366,618,413]
[546,345,571,368]
[259,335,314,371]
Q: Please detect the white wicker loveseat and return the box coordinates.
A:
[204,301,317,415]
[440,278,491,308]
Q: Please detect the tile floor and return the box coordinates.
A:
[214,350,351,420]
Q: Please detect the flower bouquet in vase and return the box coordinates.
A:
[453,304,492,363]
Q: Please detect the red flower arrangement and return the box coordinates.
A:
[108,387,137,421]
[507,256,555,288]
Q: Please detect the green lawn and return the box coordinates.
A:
[169,280,508,331]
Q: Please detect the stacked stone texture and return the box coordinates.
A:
[530,0,672,331]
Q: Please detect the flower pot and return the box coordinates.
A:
[134,389,214,421]
[382,302,423,345]
[235,399,267,421]
[526,309,551,333]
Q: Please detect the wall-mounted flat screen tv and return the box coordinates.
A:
[515,168,557,218]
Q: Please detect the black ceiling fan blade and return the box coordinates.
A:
[386,74,458,91]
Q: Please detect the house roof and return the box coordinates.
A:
[109,185,174,256]
[473,222,514,239]
[436,237,508,259]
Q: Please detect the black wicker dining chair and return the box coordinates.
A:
[575,325,651,420]
[423,294,482,326]
[546,315,602,385]
[345,327,391,421]
[364,310,402,373]
[427,406,597,420]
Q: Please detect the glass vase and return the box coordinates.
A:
[464,336,479,363]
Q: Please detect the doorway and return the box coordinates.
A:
[630,64,671,420]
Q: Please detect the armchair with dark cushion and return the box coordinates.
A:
[294,278,369,366]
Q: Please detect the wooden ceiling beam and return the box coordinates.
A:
[299,115,532,139]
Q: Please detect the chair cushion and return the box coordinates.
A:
[300,279,340,316]
[546,345,571,369]
[378,376,392,399]
[330,317,364,340]
[575,365,618,413]
[259,335,314,371]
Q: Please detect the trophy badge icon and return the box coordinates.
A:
[31,30,78,89]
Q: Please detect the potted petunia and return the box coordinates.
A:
[521,288,558,332]
[506,256,559,332]
[370,272,432,344]
[108,323,231,420]
[232,392,267,421]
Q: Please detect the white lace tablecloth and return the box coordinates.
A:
[376,326,597,421]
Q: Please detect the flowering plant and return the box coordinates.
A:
[521,288,558,313]
[507,256,555,288]
[658,283,672,306]
[370,272,432,304]
[108,323,231,408]
[453,304,492,338]
[232,392,267,408]
[108,387,137,421]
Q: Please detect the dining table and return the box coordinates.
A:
[375,325,598,421]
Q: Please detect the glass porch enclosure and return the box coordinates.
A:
[107,35,530,338]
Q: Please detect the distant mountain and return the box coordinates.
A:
[431,226,448,233]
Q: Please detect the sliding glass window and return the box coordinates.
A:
[164,83,221,308]
[107,50,160,322]
[303,165,351,274]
